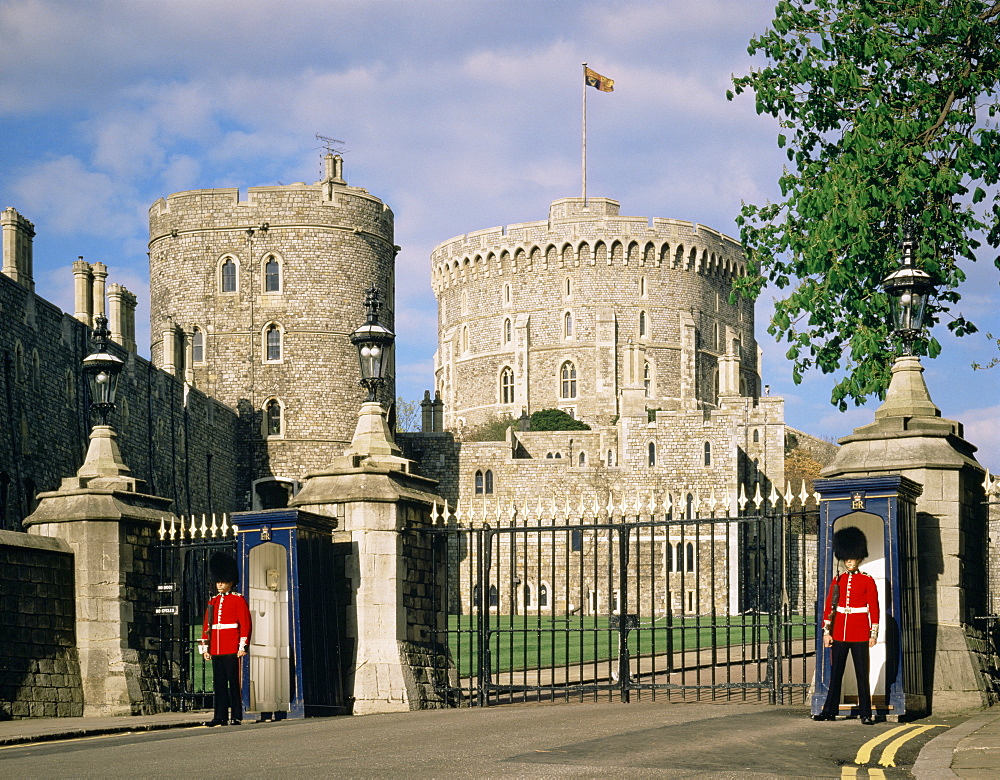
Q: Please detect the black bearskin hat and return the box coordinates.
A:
[209,552,239,585]
[833,526,868,562]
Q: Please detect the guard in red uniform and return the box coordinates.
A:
[198,553,252,726]
[813,526,879,724]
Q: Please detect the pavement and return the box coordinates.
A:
[1,703,998,777]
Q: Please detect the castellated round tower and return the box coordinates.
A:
[148,154,396,508]
[431,197,758,431]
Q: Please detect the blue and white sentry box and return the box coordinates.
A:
[811,475,925,721]
[233,508,348,719]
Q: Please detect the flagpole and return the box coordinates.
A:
[582,62,587,205]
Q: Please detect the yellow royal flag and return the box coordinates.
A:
[585,67,614,92]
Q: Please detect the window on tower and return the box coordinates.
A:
[264,256,281,292]
[560,361,577,399]
[264,398,283,437]
[221,258,237,292]
[500,367,514,404]
[265,323,282,362]
[192,328,205,363]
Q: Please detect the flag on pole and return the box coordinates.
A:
[584,66,614,92]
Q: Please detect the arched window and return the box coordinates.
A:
[539,582,549,607]
[675,542,683,570]
[14,343,24,384]
[220,257,237,292]
[686,542,695,572]
[686,493,694,519]
[643,362,652,397]
[564,311,573,337]
[565,277,572,297]
[640,276,647,297]
[474,470,484,495]
[500,367,514,404]
[265,323,282,362]
[264,255,281,292]
[484,470,494,494]
[264,398,283,437]
[524,584,533,608]
[607,449,614,467]
[489,585,499,607]
[560,361,577,399]
[648,441,656,467]
[462,326,469,354]
[554,452,562,459]
[503,283,511,306]
[192,328,205,363]
[639,310,647,337]
[666,542,675,572]
[503,318,512,344]
[753,429,760,443]
[461,290,469,314]
[578,451,586,466]
[704,441,712,467]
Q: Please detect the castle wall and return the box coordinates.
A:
[0,270,242,532]
[148,161,396,492]
[431,198,758,430]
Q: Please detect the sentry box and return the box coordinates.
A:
[233,508,349,719]
[811,475,925,721]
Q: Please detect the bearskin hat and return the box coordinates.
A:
[209,552,239,585]
[833,526,868,562]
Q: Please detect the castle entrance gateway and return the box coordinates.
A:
[420,495,819,707]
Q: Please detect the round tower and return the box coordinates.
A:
[148,155,396,507]
[431,197,757,430]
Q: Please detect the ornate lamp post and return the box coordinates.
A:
[78,314,129,478]
[82,314,124,426]
[350,286,395,404]
[882,227,937,355]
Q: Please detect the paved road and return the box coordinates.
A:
[0,702,960,778]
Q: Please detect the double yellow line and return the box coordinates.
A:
[841,724,947,776]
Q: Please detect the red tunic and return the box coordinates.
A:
[200,592,252,656]
[823,570,879,642]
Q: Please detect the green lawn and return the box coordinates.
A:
[443,614,809,678]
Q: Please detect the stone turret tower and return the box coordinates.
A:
[148,155,396,508]
[431,197,758,430]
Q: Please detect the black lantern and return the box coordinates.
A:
[350,286,395,403]
[882,227,936,355]
[82,314,124,426]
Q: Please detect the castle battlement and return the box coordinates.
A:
[431,198,744,292]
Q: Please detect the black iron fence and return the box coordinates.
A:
[421,494,819,707]
[155,515,237,711]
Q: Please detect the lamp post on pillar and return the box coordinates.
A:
[882,226,936,357]
[345,286,403,460]
[79,314,130,478]
[350,285,395,404]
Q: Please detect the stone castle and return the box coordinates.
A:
[0,156,787,545]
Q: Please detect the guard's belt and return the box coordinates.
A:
[836,606,869,614]
[212,622,239,629]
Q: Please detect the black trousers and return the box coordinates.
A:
[211,653,242,722]
[821,640,871,718]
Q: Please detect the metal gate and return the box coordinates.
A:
[155,515,237,711]
[421,493,819,707]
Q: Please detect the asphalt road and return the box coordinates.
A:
[0,702,960,778]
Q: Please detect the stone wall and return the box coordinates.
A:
[0,270,243,532]
[0,530,83,719]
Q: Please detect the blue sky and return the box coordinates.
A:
[2,0,997,472]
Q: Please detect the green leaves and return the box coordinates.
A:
[732,0,1000,407]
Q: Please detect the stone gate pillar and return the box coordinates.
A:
[23,425,173,716]
[821,355,991,712]
[290,401,453,714]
